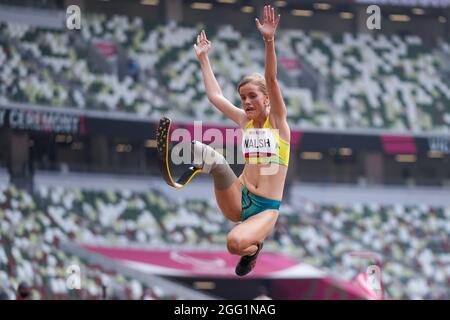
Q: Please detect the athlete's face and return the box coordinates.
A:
[239,83,269,120]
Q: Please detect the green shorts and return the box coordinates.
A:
[240,185,281,221]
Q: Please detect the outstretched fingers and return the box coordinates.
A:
[255,17,262,30]
[264,5,273,23]
[275,13,281,26]
[261,5,280,25]
[201,30,210,45]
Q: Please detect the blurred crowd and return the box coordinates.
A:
[0,15,449,131]
[0,184,449,299]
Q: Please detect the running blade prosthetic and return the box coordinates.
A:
[156,117,201,189]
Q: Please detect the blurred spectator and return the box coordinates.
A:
[127,58,140,82]
[16,282,32,300]
[0,288,10,300]
[142,288,156,300]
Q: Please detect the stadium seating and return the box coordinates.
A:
[294,200,450,299]
[0,185,175,300]
[1,184,449,299]
[1,15,450,131]
[283,30,450,131]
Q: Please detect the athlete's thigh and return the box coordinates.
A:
[228,210,279,244]
[214,178,242,222]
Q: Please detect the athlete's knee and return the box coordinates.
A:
[226,232,252,255]
[226,234,241,255]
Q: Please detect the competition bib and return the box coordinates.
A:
[242,128,277,158]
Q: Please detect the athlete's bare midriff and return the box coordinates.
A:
[239,164,287,200]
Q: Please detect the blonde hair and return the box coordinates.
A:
[237,73,267,96]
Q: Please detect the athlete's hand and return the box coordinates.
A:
[194,30,211,59]
[255,5,281,40]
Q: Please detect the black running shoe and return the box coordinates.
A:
[235,242,263,277]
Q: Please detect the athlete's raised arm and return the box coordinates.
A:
[194,30,247,128]
[255,5,289,135]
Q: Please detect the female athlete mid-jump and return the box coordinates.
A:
[157,5,290,276]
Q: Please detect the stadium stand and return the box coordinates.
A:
[1,1,449,302]
[1,15,450,131]
[1,184,448,299]
[0,184,177,299]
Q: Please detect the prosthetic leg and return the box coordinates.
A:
[156,117,201,189]
[156,117,236,190]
